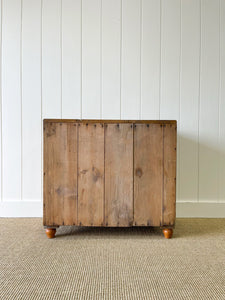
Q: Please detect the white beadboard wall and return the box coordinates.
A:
[0,0,225,217]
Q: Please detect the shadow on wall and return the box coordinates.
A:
[177,134,225,202]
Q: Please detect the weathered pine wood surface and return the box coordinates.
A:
[105,123,133,226]
[134,124,163,226]
[44,122,78,226]
[78,123,104,226]
[43,120,176,228]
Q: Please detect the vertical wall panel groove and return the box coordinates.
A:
[2,0,22,201]
[60,0,62,118]
[0,0,2,202]
[42,0,61,118]
[199,0,220,202]
[121,0,141,119]
[20,0,23,202]
[219,0,225,202]
[119,0,122,119]
[139,0,142,119]
[22,0,42,201]
[102,0,121,119]
[100,0,102,118]
[179,0,200,202]
[160,0,181,120]
[160,0,180,203]
[40,0,43,204]
[82,0,101,119]
[197,0,202,203]
[62,0,81,118]
[80,0,83,118]
[141,0,160,119]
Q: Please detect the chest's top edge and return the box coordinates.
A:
[43,119,177,125]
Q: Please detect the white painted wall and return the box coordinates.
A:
[1,0,225,217]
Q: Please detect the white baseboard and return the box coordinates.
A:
[0,201,43,217]
[176,202,225,218]
[0,201,225,218]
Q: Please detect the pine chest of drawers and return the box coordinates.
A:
[43,119,177,239]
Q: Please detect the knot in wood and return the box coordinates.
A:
[136,168,143,178]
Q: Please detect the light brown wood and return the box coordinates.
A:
[105,123,133,226]
[45,228,56,239]
[43,119,177,238]
[43,122,78,226]
[78,123,104,226]
[163,124,177,226]
[134,124,163,226]
[162,228,173,239]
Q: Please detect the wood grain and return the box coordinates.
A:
[105,123,133,226]
[78,123,104,226]
[163,124,177,226]
[43,122,78,226]
[134,124,163,226]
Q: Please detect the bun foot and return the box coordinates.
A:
[163,228,173,239]
[45,228,56,239]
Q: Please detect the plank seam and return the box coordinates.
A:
[103,123,105,225]
[132,123,134,225]
[162,125,164,226]
[77,123,79,224]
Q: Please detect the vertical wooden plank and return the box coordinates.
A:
[121,0,141,119]
[179,0,200,202]
[42,0,61,118]
[160,0,180,120]
[78,123,104,225]
[62,0,81,118]
[163,124,177,226]
[44,122,78,226]
[105,123,133,226]
[199,0,220,202]
[219,0,225,202]
[82,0,101,119]
[22,0,41,201]
[102,0,121,119]
[141,0,160,119]
[2,0,21,201]
[62,123,78,225]
[134,124,163,226]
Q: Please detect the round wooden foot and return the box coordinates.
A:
[163,228,173,239]
[45,228,56,239]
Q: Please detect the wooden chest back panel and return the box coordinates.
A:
[134,124,163,226]
[105,123,133,226]
[43,122,78,226]
[78,123,104,226]
[43,120,176,228]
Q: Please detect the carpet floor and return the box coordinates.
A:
[0,218,224,300]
